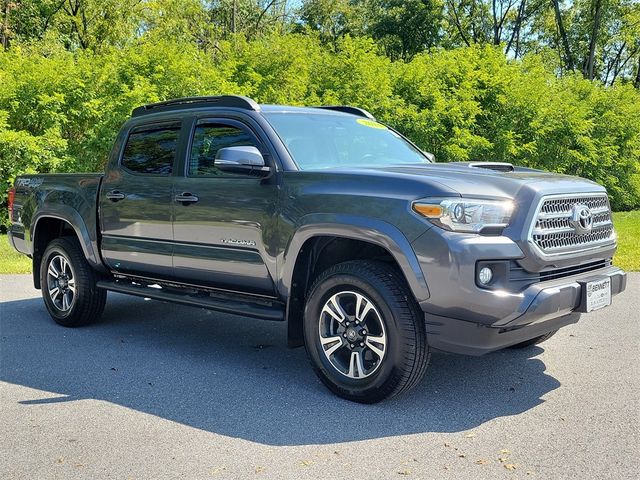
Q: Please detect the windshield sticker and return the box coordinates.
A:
[356,119,387,129]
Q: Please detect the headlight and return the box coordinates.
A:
[413,197,514,233]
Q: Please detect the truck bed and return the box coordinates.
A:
[9,173,103,261]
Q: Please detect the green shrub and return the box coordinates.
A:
[1,37,639,231]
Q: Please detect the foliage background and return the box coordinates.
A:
[1,0,639,230]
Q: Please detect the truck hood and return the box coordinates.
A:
[356,162,606,199]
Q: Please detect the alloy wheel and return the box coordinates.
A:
[318,290,387,379]
[46,254,76,312]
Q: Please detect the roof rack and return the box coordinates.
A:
[314,106,376,120]
[131,95,260,117]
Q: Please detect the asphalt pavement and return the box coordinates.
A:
[1,273,638,479]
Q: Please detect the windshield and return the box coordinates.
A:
[264,112,430,170]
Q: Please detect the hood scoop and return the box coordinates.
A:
[468,162,515,173]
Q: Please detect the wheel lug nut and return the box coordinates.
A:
[360,342,364,347]
[350,344,354,349]
[345,322,350,326]
[362,330,367,335]
[343,333,347,338]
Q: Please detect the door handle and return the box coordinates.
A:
[175,192,199,204]
[106,190,126,201]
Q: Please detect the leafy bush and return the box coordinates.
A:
[1,35,639,230]
[391,46,640,210]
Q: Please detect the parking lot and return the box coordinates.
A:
[1,273,638,479]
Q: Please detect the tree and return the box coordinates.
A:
[1,0,143,50]
[209,0,292,39]
[299,0,444,59]
[1,1,11,49]
[583,0,603,79]
[298,0,363,46]
[365,0,444,60]
[443,1,548,58]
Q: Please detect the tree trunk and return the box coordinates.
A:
[255,0,276,35]
[635,56,640,88]
[492,0,499,44]
[470,1,479,42]
[231,0,237,34]
[506,0,526,56]
[449,0,471,47]
[611,48,638,85]
[1,0,10,50]
[604,42,625,85]
[551,0,574,71]
[583,0,602,80]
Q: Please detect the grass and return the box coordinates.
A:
[612,211,640,271]
[0,234,32,274]
[0,213,638,274]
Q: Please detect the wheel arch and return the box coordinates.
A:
[281,215,430,347]
[30,210,105,289]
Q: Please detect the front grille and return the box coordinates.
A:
[509,259,611,288]
[530,194,614,256]
[539,259,610,281]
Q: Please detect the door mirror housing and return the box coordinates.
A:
[215,146,270,176]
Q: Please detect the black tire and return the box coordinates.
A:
[303,260,430,403]
[508,330,558,349]
[40,237,107,327]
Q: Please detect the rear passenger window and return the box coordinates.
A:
[121,126,180,175]
[189,124,256,176]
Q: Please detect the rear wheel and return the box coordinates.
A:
[508,330,558,349]
[40,237,106,327]
[303,260,430,403]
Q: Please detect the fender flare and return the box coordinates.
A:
[279,214,430,303]
[31,207,104,271]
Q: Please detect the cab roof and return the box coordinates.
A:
[131,95,375,120]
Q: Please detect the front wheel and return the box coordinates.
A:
[40,237,107,327]
[303,260,430,403]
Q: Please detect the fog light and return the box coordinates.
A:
[478,267,493,285]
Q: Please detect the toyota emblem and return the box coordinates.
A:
[570,204,593,235]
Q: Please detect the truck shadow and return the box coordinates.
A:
[0,293,560,446]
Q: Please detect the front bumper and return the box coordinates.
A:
[425,311,582,356]
[492,266,626,327]
[411,228,627,355]
[424,267,626,355]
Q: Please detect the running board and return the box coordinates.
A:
[96,280,285,321]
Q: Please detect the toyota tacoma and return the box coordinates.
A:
[7,95,627,403]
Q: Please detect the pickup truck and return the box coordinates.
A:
[7,95,627,403]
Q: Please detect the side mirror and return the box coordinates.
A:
[215,146,270,176]
[423,151,435,162]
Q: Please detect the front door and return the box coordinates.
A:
[171,118,278,296]
[100,121,181,279]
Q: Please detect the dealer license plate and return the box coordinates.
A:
[585,278,611,312]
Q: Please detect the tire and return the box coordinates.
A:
[40,237,107,327]
[508,330,558,349]
[303,260,430,403]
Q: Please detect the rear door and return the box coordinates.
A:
[171,117,278,296]
[100,120,183,279]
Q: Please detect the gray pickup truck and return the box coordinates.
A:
[7,95,627,402]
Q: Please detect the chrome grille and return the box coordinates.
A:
[530,194,614,256]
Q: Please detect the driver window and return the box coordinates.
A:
[189,124,256,176]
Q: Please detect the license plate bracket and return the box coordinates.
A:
[578,277,612,313]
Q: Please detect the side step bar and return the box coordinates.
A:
[96,280,285,321]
